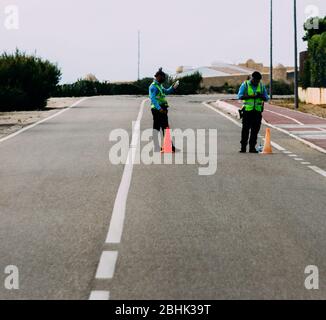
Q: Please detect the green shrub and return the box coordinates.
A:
[54,72,203,98]
[171,72,202,95]
[266,81,293,95]
[208,82,240,94]
[309,33,326,87]
[301,16,326,88]
[0,50,61,111]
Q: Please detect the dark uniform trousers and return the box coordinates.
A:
[151,108,169,151]
[241,110,262,150]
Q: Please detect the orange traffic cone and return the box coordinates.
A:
[161,127,173,153]
[262,128,273,154]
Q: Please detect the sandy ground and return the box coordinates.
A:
[0,97,81,139]
[271,99,326,119]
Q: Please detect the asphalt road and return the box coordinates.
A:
[0,95,325,300]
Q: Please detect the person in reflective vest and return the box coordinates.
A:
[238,72,269,153]
[149,68,179,152]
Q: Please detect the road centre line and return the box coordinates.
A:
[95,251,118,280]
[0,98,88,144]
[89,291,110,300]
[105,99,147,244]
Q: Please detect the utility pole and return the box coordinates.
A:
[138,30,141,80]
[269,0,273,100]
[293,0,299,109]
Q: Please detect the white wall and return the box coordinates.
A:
[299,88,326,105]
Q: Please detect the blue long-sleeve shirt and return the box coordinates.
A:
[238,81,269,101]
[149,80,174,110]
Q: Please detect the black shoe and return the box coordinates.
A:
[249,149,259,154]
[239,149,246,153]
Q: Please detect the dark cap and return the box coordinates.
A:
[252,71,262,80]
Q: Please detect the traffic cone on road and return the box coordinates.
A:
[161,127,173,153]
[262,128,273,154]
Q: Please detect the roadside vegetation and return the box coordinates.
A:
[0,50,61,111]
[206,80,293,96]
[301,16,326,88]
[53,72,203,97]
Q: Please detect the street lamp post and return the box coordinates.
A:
[293,0,299,109]
[138,30,141,80]
[270,0,273,100]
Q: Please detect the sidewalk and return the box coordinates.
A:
[216,99,326,153]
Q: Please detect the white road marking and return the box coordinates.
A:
[270,141,286,151]
[204,102,286,153]
[300,135,326,140]
[290,131,326,136]
[265,109,304,125]
[215,99,326,154]
[204,101,326,179]
[204,102,241,127]
[276,124,326,129]
[0,98,88,143]
[106,99,147,244]
[308,166,326,178]
[263,121,326,154]
[95,251,118,279]
[89,291,110,300]
[302,162,311,165]
[294,158,304,161]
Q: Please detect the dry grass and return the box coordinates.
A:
[270,99,326,119]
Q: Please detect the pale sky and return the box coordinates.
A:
[1,0,325,83]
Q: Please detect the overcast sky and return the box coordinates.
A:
[1,0,325,83]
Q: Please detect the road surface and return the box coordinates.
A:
[0,95,325,300]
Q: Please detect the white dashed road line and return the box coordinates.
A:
[105,99,147,244]
[95,251,119,279]
[90,99,148,300]
[89,291,110,301]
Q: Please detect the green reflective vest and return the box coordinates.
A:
[151,82,168,109]
[243,80,264,112]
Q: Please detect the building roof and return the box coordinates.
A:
[175,62,255,79]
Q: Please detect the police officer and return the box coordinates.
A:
[238,71,269,153]
[149,68,179,152]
